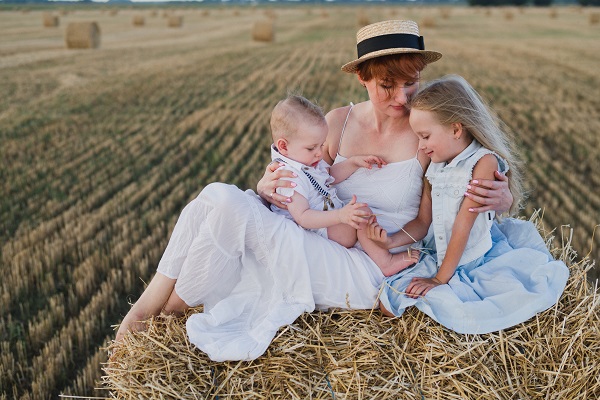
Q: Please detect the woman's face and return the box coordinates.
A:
[362,75,420,118]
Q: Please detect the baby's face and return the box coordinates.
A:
[285,121,328,168]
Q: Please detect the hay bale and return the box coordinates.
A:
[65,22,101,49]
[549,8,558,19]
[43,13,59,28]
[252,20,274,43]
[168,16,183,28]
[108,9,118,16]
[439,7,451,19]
[504,10,515,20]
[201,9,210,17]
[264,8,276,19]
[132,15,145,26]
[103,217,600,399]
[590,12,600,25]
[420,16,436,28]
[357,10,370,27]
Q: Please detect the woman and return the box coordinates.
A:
[115,20,512,362]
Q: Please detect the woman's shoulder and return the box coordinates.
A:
[325,104,353,127]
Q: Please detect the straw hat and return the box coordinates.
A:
[341,20,442,73]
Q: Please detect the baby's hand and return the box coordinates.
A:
[338,195,370,229]
[365,216,392,249]
[351,155,387,169]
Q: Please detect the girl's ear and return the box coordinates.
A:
[276,138,289,155]
[452,122,464,140]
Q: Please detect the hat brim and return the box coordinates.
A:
[341,48,442,73]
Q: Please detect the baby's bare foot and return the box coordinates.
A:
[380,249,420,277]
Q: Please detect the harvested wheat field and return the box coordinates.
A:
[0,4,598,399]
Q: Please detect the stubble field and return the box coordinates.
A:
[0,4,598,399]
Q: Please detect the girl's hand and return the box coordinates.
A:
[405,277,443,298]
[257,162,296,209]
[338,195,370,229]
[465,171,512,214]
[351,155,387,169]
[365,216,392,249]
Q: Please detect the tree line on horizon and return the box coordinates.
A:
[2,0,597,6]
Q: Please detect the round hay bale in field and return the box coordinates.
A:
[439,7,451,19]
[167,15,183,28]
[65,22,101,49]
[201,9,210,17]
[132,15,145,26]
[43,13,59,27]
[252,20,274,43]
[264,8,277,19]
[504,10,515,20]
[103,220,600,399]
[420,16,436,28]
[109,9,118,16]
[589,12,600,25]
[357,10,370,27]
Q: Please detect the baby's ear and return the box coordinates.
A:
[276,138,289,155]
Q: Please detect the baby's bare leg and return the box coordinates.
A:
[357,229,419,277]
[116,273,180,341]
[327,223,358,248]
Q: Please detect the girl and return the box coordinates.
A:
[376,75,569,334]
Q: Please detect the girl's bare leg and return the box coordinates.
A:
[379,300,395,317]
[115,273,178,341]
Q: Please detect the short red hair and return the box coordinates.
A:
[356,53,427,84]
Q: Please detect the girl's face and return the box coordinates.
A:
[361,75,420,118]
[409,109,466,164]
[280,120,328,168]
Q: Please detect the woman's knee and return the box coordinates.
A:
[163,289,190,315]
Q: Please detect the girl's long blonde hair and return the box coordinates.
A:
[409,75,524,215]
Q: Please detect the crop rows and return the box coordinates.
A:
[0,6,598,399]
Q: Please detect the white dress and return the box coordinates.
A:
[156,108,425,361]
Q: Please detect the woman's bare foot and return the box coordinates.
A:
[114,273,178,342]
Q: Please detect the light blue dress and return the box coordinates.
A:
[379,142,570,334]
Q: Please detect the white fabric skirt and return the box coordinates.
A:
[156,182,384,361]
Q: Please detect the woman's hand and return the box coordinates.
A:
[405,276,443,298]
[365,216,393,249]
[464,171,512,214]
[257,162,297,209]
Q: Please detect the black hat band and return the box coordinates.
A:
[357,33,425,59]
